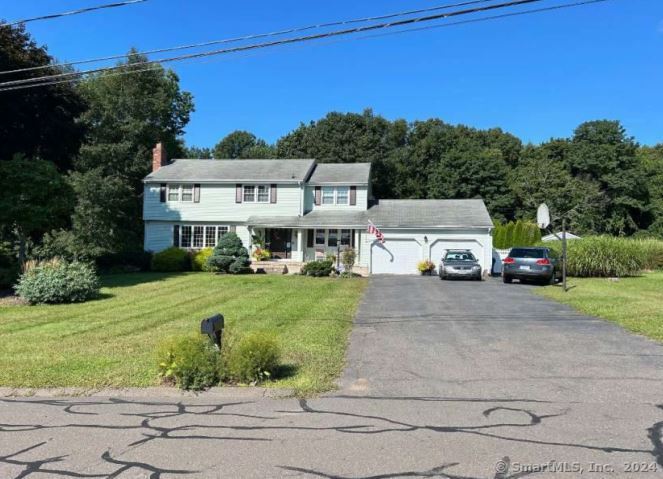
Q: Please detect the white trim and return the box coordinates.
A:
[177,224,230,249]
[243,184,271,203]
[167,183,194,203]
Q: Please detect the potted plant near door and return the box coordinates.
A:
[417,260,435,276]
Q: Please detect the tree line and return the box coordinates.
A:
[1,23,662,273]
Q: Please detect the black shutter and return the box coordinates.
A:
[173,225,180,247]
[314,186,321,206]
[160,184,167,202]
[270,184,277,203]
[193,184,201,203]
[350,186,357,206]
[351,229,355,248]
[307,229,314,248]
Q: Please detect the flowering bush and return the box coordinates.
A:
[15,259,100,304]
[252,248,271,261]
[417,260,435,273]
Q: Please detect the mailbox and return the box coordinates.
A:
[200,314,224,349]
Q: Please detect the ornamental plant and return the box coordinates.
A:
[252,248,271,261]
[417,260,435,273]
[15,259,100,304]
[207,233,251,274]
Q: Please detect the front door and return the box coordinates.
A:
[267,229,291,259]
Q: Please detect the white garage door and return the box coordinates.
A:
[430,240,485,271]
[371,239,422,275]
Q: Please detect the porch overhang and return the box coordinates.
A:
[247,211,367,229]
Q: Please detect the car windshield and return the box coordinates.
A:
[509,248,545,259]
[444,251,476,262]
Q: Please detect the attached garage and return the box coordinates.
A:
[370,238,422,275]
[364,200,494,276]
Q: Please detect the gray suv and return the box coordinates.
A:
[502,247,561,285]
[439,250,482,281]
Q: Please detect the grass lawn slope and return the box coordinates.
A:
[0,273,366,395]
[537,272,663,342]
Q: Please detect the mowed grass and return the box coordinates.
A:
[0,273,366,395]
[536,272,663,342]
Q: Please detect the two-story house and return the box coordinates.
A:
[143,143,494,275]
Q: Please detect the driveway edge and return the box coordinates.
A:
[0,386,294,399]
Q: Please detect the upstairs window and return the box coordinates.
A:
[167,184,194,202]
[168,184,180,201]
[322,187,335,205]
[243,185,270,203]
[181,185,193,202]
[319,186,351,206]
[336,187,349,205]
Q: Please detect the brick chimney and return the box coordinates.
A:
[152,142,167,172]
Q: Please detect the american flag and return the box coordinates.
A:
[367,220,385,244]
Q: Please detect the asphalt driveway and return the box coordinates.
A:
[2,276,663,478]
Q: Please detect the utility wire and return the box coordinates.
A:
[0,0,614,92]
[0,0,552,89]
[3,0,148,26]
[0,0,497,76]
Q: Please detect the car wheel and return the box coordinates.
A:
[503,275,512,284]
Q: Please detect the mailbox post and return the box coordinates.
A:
[200,314,224,350]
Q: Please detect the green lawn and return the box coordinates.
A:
[536,272,663,342]
[0,273,366,395]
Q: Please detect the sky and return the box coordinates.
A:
[3,0,663,147]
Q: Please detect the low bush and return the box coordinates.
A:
[15,260,100,304]
[191,248,214,271]
[155,334,219,390]
[252,248,271,261]
[151,247,191,272]
[301,260,334,277]
[225,332,280,384]
[96,250,152,274]
[417,260,435,273]
[341,248,356,272]
[207,233,251,274]
[0,249,19,290]
[543,236,648,277]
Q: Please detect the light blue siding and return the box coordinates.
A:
[303,185,368,213]
[144,222,173,252]
[143,183,302,222]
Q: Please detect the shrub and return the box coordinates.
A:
[207,233,251,274]
[96,250,152,274]
[0,246,18,289]
[226,332,280,384]
[252,248,271,261]
[543,236,647,277]
[15,260,100,304]
[417,260,435,273]
[151,247,190,272]
[155,335,219,390]
[301,260,334,277]
[341,248,356,272]
[191,248,214,271]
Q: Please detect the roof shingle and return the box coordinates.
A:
[144,159,316,183]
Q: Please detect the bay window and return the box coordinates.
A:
[180,226,192,248]
[193,226,204,248]
[315,229,326,245]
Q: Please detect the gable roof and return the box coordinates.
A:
[247,199,493,229]
[144,159,316,183]
[308,163,371,185]
[367,199,493,228]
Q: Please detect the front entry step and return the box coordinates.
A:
[250,261,303,275]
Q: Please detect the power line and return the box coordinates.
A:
[0,0,614,92]
[0,0,497,76]
[3,0,148,26]
[0,0,553,89]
